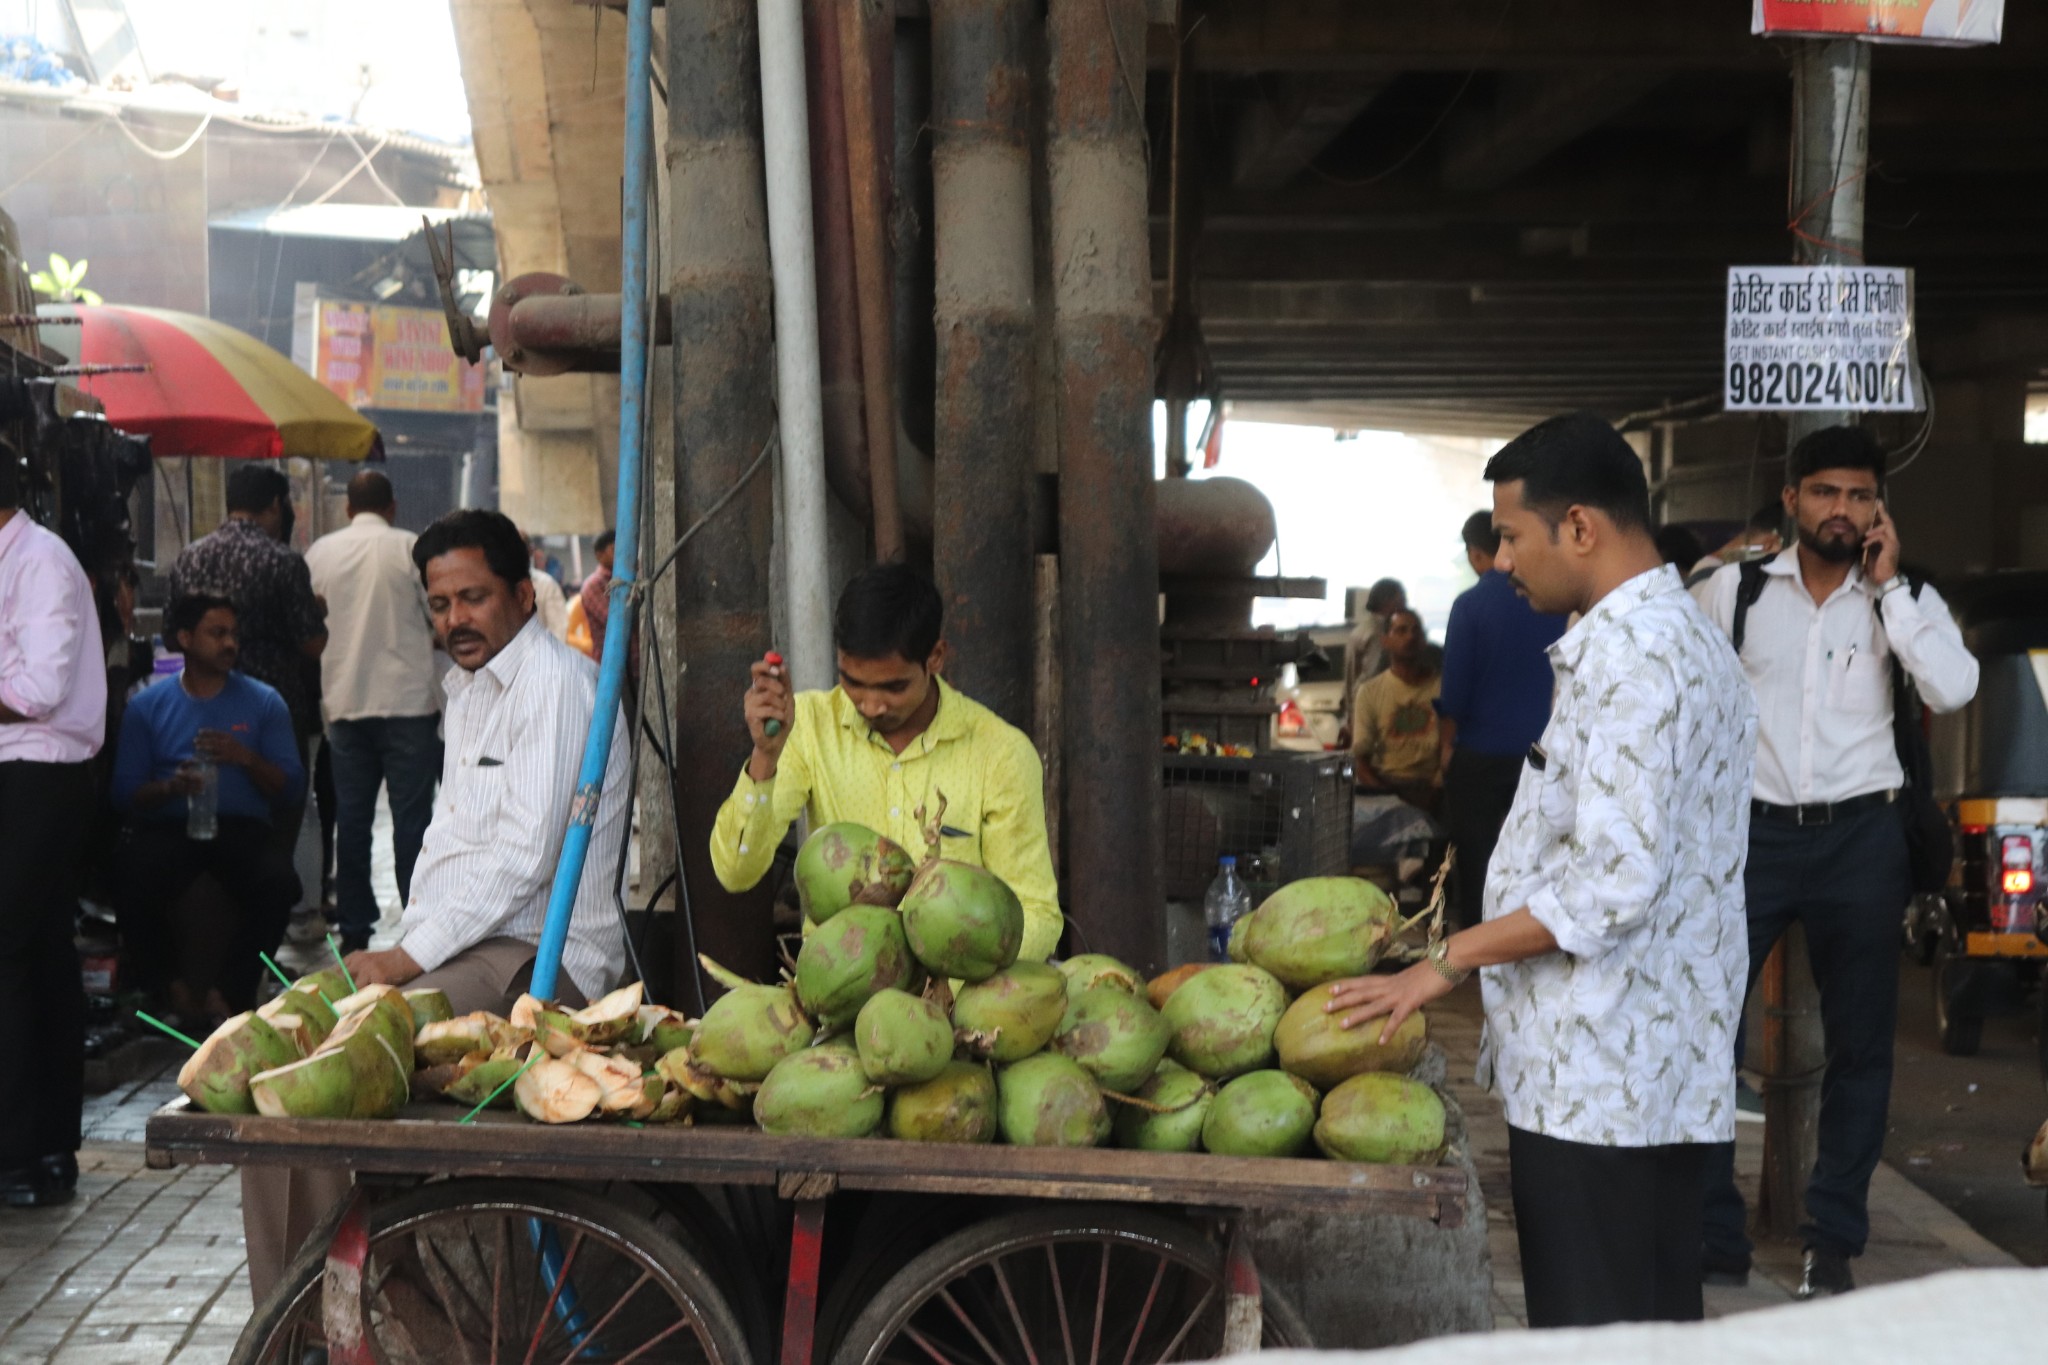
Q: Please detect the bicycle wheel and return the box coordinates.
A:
[232,1178,753,1365]
[828,1204,1314,1365]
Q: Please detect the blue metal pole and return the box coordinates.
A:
[529,0,655,1002]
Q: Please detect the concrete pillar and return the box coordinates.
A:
[1048,0,1166,972]
[931,0,1038,730]
[667,0,782,994]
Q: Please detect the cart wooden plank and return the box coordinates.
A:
[145,1101,1466,1226]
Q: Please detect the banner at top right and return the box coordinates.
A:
[1754,0,2004,44]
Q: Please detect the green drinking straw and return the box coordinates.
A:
[458,1052,541,1125]
[135,1011,202,1050]
[259,952,296,996]
[324,935,358,995]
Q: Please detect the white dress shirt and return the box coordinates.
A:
[0,512,106,764]
[1695,547,1978,806]
[530,568,569,643]
[399,614,630,999]
[305,513,441,724]
[1479,566,1758,1146]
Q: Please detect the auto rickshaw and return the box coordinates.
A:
[1914,571,2048,1084]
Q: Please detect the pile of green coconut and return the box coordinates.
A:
[175,818,1449,1166]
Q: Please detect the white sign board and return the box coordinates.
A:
[1724,266,1921,413]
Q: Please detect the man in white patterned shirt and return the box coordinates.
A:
[246,509,631,1303]
[1328,412,1757,1328]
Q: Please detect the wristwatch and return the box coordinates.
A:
[1428,937,1470,987]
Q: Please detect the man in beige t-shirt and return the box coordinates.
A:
[1351,607,1442,813]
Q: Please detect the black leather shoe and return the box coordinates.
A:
[1701,1248,1751,1287]
[1796,1246,1854,1299]
[4,1153,78,1209]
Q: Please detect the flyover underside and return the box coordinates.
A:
[1153,3,2048,433]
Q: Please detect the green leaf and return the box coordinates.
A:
[48,253,72,280]
[28,270,57,295]
[76,287,103,306]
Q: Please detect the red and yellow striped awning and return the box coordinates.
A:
[35,303,381,461]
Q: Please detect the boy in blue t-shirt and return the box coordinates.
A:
[110,595,304,1018]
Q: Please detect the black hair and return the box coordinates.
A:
[1387,605,1425,634]
[594,529,617,554]
[1460,510,1500,556]
[412,508,531,592]
[1483,411,1650,533]
[1746,501,1784,533]
[834,562,943,663]
[1364,578,1406,614]
[1787,425,1885,490]
[167,593,236,642]
[346,469,396,514]
[225,464,291,515]
[0,436,21,509]
[1652,524,1705,571]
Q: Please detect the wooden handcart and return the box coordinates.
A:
[148,1100,1468,1365]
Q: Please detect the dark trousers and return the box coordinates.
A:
[114,816,302,1012]
[1443,749,1525,930]
[313,738,336,904]
[1510,1126,1707,1328]
[325,714,442,940]
[1702,803,1911,1261]
[0,759,93,1169]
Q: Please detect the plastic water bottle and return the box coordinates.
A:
[186,758,219,841]
[1205,856,1251,962]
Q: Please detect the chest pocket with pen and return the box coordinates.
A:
[450,753,507,842]
[1527,741,1576,834]
[1831,640,1891,714]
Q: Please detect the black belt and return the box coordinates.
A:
[1751,790,1897,827]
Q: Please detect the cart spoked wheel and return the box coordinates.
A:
[232,1179,752,1365]
[827,1205,1314,1365]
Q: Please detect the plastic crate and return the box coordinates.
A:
[1161,751,1355,903]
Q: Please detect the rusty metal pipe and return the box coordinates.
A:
[803,0,874,527]
[667,0,781,991]
[839,0,904,562]
[488,274,674,376]
[1049,0,1165,972]
[931,0,1037,730]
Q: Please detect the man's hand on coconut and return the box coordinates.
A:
[1324,962,1455,1044]
[345,946,422,988]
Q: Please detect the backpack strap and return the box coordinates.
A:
[1730,559,1769,658]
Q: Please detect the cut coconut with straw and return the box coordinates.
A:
[178,1012,302,1115]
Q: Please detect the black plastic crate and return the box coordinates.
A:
[1160,751,1355,902]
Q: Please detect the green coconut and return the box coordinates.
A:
[258,988,338,1046]
[997,1053,1110,1148]
[1111,1061,1214,1152]
[440,1054,527,1109]
[1241,877,1397,990]
[796,822,917,924]
[1227,917,1250,964]
[292,968,351,1007]
[415,1013,501,1067]
[1057,954,1143,998]
[1053,987,1171,1092]
[854,989,955,1085]
[887,1061,999,1143]
[795,905,916,1025]
[1160,964,1289,1078]
[401,989,455,1028]
[569,982,645,1045]
[1313,1073,1447,1165]
[690,983,815,1082]
[251,1030,410,1120]
[324,989,416,1074]
[755,1044,885,1138]
[177,1012,303,1114]
[952,962,1068,1062]
[1202,1070,1319,1158]
[1273,985,1429,1089]
[900,860,1025,982]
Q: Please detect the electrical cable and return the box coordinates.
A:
[340,129,407,208]
[105,109,213,161]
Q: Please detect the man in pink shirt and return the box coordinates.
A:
[0,441,107,1208]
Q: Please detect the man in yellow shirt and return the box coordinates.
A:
[710,565,1063,961]
[1351,607,1444,813]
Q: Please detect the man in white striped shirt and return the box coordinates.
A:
[246,509,631,1303]
[341,507,631,1007]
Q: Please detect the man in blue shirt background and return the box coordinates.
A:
[111,594,304,1020]
[1435,511,1569,928]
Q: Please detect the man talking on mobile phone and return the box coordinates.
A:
[1694,426,1977,1299]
